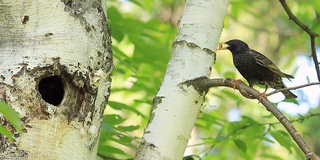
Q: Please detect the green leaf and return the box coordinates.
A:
[110,24,125,42]
[261,136,275,143]
[112,46,130,61]
[0,124,14,141]
[221,89,241,100]
[104,114,126,125]
[118,125,140,132]
[233,139,247,152]
[196,113,224,129]
[101,122,116,133]
[0,101,22,132]
[107,7,124,42]
[270,130,292,153]
[128,0,143,7]
[260,153,283,160]
[123,18,144,36]
[224,71,236,79]
[108,101,146,118]
[215,135,228,143]
[201,137,216,144]
[108,136,136,150]
[107,7,123,22]
[98,144,126,155]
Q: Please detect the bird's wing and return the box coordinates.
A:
[249,50,294,79]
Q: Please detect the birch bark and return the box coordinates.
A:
[135,0,229,159]
[0,0,112,159]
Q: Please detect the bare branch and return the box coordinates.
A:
[194,77,320,160]
[266,82,320,97]
[279,0,320,82]
[233,113,320,134]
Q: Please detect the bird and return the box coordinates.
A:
[217,39,297,99]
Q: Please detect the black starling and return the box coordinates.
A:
[218,39,297,99]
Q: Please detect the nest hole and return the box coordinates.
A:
[38,75,64,106]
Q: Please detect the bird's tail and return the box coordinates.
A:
[283,73,294,81]
[275,82,297,99]
[281,90,297,99]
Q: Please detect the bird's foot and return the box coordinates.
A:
[233,79,243,90]
[257,91,267,103]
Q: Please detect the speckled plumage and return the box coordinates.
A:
[221,39,297,99]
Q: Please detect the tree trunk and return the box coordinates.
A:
[135,0,229,159]
[0,0,112,159]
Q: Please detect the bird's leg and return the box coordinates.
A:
[233,79,243,90]
[257,82,268,102]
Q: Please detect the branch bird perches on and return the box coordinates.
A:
[184,77,320,160]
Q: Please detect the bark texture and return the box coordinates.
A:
[135,0,229,159]
[0,0,112,159]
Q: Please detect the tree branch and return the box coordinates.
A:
[278,0,320,82]
[266,82,320,97]
[230,113,320,137]
[194,77,320,160]
[188,112,320,158]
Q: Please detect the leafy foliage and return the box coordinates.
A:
[0,101,22,141]
[100,0,320,159]
[98,0,177,159]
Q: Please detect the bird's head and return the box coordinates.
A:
[217,39,249,54]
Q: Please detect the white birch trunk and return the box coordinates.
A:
[0,0,112,159]
[135,0,229,159]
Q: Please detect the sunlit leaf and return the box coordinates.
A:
[260,153,283,160]
[98,144,126,155]
[128,0,143,7]
[108,136,136,150]
[101,123,115,133]
[0,101,22,133]
[270,130,292,153]
[118,125,140,132]
[0,125,13,142]
[108,101,146,118]
[224,71,236,79]
[104,114,126,125]
[233,139,247,152]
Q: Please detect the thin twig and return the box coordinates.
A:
[191,77,320,160]
[279,0,320,82]
[233,113,320,135]
[266,82,320,97]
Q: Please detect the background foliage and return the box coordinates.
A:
[98,0,320,159]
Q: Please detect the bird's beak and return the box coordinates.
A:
[217,42,229,50]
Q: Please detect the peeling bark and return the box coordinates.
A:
[135,0,229,159]
[0,0,112,159]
